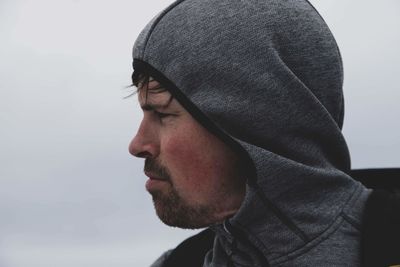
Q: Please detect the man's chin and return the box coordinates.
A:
[152,193,215,229]
[157,212,211,229]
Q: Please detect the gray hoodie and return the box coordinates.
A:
[132,0,371,266]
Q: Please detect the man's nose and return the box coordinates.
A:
[129,120,158,158]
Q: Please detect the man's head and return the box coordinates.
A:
[129,75,246,229]
[130,1,356,251]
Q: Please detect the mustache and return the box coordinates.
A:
[144,158,171,180]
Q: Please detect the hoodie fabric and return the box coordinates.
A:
[132,0,371,266]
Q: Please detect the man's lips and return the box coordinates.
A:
[144,172,169,191]
[144,171,167,181]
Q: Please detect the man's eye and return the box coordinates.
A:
[154,111,170,119]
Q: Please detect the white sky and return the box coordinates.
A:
[0,0,399,266]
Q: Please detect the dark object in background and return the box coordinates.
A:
[351,168,400,192]
[351,168,400,267]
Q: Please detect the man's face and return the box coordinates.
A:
[129,80,246,229]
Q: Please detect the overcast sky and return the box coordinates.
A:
[0,1,399,266]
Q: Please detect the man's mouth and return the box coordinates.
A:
[144,171,169,191]
[144,171,167,181]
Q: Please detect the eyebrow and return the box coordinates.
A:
[140,103,170,111]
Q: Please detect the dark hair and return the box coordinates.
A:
[130,70,172,103]
[131,71,150,89]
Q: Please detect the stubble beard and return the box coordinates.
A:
[145,158,219,229]
[151,184,220,229]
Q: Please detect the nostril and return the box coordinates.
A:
[135,151,152,158]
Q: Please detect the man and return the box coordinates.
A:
[129,0,373,266]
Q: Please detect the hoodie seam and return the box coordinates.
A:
[252,182,309,243]
[341,211,361,231]
[140,0,187,58]
[269,183,363,265]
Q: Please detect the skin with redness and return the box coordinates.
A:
[129,81,246,229]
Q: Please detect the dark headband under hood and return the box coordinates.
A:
[132,0,367,265]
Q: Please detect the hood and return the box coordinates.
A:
[132,0,364,263]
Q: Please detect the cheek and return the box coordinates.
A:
[162,133,215,190]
